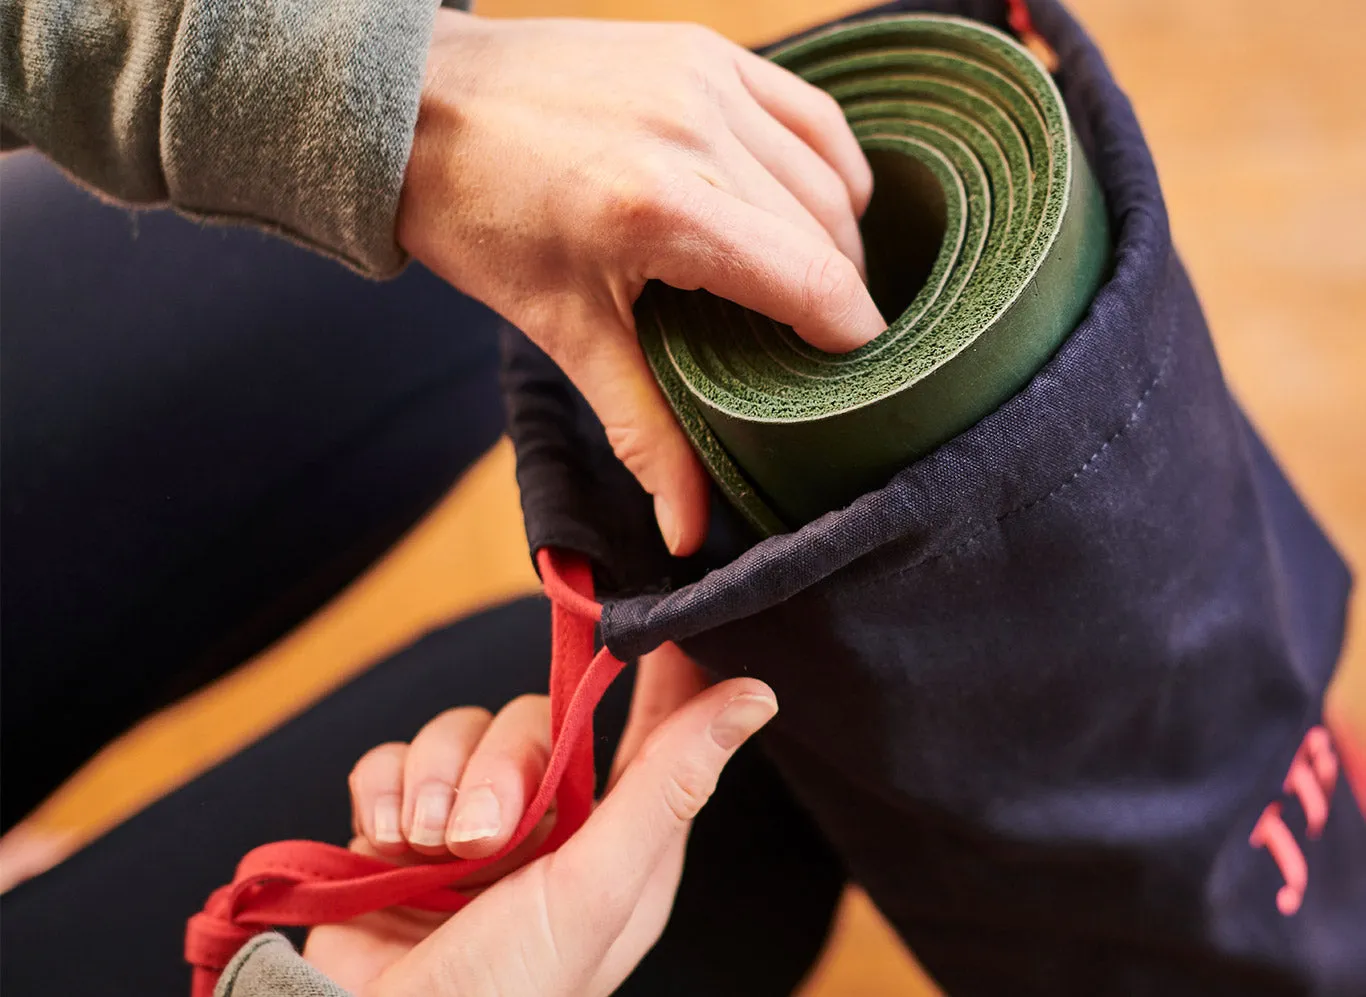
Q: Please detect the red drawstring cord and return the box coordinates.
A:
[1004,0,1059,72]
[184,548,623,997]
[179,546,1366,994]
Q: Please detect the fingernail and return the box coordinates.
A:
[449,784,501,844]
[654,495,683,555]
[409,784,453,847]
[373,794,403,845]
[710,693,778,750]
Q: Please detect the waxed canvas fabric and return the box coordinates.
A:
[500,0,1366,992]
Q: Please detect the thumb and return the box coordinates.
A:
[544,311,711,557]
[372,678,776,997]
[609,642,708,789]
[541,677,778,973]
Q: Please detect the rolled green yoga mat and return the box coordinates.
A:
[636,14,1111,534]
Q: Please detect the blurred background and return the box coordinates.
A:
[3,1,1363,993]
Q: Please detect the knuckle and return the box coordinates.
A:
[661,761,716,824]
[437,705,492,729]
[801,252,860,321]
[599,162,691,243]
[676,21,723,56]
[809,172,854,230]
[350,742,406,788]
[604,422,655,480]
[851,166,874,213]
[810,85,849,131]
[642,96,720,156]
[418,708,488,748]
[505,693,549,716]
[367,741,408,763]
[522,736,552,775]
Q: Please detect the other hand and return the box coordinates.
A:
[304,644,778,997]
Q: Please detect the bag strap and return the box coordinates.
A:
[184,548,623,997]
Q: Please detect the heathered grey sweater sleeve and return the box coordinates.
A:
[215,934,353,997]
[0,0,456,276]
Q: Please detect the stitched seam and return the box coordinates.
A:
[876,305,1178,584]
[607,306,1181,642]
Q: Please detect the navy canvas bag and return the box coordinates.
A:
[501,0,1366,992]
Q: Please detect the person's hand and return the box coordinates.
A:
[398,13,884,556]
[304,644,778,996]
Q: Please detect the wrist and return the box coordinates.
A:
[396,9,494,260]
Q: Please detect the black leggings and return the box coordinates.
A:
[0,154,844,995]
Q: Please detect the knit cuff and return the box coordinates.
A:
[215,933,353,997]
[162,0,439,277]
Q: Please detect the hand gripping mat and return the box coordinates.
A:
[503,1,1366,993]
[638,13,1110,531]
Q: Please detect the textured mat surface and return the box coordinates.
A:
[638,14,1109,531]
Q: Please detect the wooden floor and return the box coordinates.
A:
[5,1,1363,994]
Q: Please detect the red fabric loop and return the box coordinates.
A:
[185,893,253,970]
[184,547,620,997]
[539,547,604,623]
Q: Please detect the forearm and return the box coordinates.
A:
[1,0,451,276]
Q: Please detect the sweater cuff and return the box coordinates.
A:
[162,0,439,278]
[215,933,353,997]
